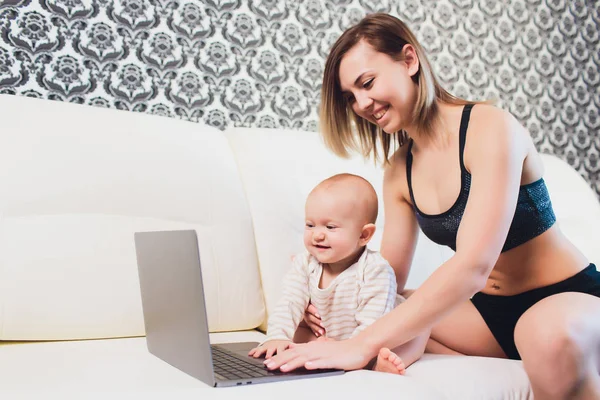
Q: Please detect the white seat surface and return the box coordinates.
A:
[0,330,531,399]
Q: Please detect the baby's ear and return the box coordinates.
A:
[359,223,376,245]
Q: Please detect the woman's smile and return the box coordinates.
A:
[373,105,389,120]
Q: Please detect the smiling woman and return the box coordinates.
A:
[319,14,470,163]
[267,13,600,400]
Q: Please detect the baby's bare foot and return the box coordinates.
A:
[373,348,406,375]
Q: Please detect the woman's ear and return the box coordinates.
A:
[402,44,420,77]
[359,223,376,246]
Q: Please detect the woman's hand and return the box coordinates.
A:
[264,337,373,372]
[303,302,325,337]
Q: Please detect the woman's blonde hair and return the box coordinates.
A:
[320,13,471,164]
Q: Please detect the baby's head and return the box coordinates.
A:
[304,174,378,269]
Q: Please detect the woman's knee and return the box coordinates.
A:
[530,326,585,369]
[516,295,599,363]
[515,298,597,396]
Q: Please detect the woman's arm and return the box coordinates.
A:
[265,108,529,371]
[380,159,419,291]
[359,107,528,356]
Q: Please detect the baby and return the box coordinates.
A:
[248,173,425,374]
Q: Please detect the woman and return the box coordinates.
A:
[266,13,600,399]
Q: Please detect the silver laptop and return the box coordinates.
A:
[134,229,344,387]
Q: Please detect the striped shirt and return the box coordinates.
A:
[265,248,402,342]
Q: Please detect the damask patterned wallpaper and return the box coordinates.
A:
[0,0,599,197]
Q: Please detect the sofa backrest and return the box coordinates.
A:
[541,153,600,263]
[226,128,600,328]
[0,94,265,340]
[1,94,598,340]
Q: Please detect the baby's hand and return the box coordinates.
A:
[248,340,292,359]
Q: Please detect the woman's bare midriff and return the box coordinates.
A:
[482,225,589,296]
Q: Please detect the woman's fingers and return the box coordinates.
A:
[306,303,320,318]
[303,303,325,336]
[279,357,309,372]
[305,359,334,370]
[275,353,309,373]
[306,312,323,327]
[304,309,324,334]
[277,344,289,356]
[265,345,305,371]
[306,318,323,336]
[265,342,329,372]
[265,347,275,359]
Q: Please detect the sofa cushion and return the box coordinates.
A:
[0,332,531,399]
[0,94,264,340]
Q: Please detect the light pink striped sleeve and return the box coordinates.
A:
[350,260,397,338]
[264,253,311,342]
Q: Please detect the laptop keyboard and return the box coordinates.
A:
[211,345,273,380]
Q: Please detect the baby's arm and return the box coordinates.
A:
[351,261,398,338]
[249,254,311,358]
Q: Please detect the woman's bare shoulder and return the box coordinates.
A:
[468,103,532,150]
[464,103,533,172]
[471,103,514,125]
[470,104,527,135]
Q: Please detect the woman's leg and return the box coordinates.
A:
[402,290,507,358]
[514,292,600,400]
[373,289,506,375]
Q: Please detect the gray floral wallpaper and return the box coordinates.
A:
[0,0,599,197]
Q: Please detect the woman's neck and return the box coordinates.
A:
[405,102,462,151]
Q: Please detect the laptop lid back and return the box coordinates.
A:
[134,230,215,386]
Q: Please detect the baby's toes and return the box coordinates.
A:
[395,359,406,374]
[378,347,392,360]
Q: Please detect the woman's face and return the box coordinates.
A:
[338,40,419,134]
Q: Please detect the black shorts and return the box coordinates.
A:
[470,263,600,360]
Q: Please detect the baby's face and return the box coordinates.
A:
[303,190,366,267]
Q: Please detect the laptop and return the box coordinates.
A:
[134,229,344,387]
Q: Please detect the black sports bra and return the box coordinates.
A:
[406,104,556,253]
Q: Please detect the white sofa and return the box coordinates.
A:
[1,94,599,399]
